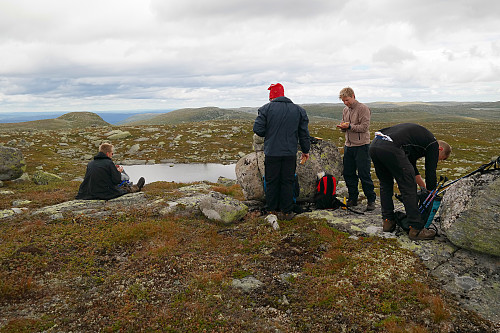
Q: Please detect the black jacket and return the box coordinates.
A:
[379,123,439,190]
[253,96,310,156]
[76,152,125,200]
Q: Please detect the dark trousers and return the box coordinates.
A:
[264,155,297,213]
[369,139,423,228]
[343,144,376,203]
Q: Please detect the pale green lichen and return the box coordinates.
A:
[0,209,15,219]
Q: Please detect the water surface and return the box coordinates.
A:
[122,163,236,184]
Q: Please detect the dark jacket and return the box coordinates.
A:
[379,123,439,190]
[76,152,125,200]
[253,96,310,156]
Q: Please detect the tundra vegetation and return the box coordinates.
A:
[0,110,498,332]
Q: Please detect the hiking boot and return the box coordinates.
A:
[409,227,436,241]
[137,177,145,190]
[382,218,396,232]
[346,198,358,207]
[366,201,376,211]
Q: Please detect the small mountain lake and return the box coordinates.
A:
[122,163,237,184]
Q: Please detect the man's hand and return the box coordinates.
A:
[300,153,310,164]
[336,121,350,130]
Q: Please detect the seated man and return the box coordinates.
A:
[76,143,145,200]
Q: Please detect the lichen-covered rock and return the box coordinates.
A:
[438,170,500,257]
[232,276,264,292]
[108,130,131,140]
[0,146,26,181]
[31,199,106,215]
[217,176,236,187]
[199,191,248,224]
[0,209,15,219]
[31,192,147,216]
[236,136,343,201]
[235,152,265,200]
[32,170,63,185]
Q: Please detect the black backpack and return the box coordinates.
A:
[394,190,442,232]
[314,174,341,209]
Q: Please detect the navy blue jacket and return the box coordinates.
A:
[253,96,310,156]
[76,152,125,200]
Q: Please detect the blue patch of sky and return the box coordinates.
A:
[352,65,370,70]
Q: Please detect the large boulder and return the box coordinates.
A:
[236,135,342,201]
[235,151,266,200]
[0,146,26,181]
[438,170,500,257]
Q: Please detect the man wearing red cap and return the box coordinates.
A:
[253,83,310,219]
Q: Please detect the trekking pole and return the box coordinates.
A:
[420,176,444,209]
[437,157,499,195]
[419,176,447,214]
[419,176,445,212]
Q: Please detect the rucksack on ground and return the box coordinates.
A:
[394,190,442,232]
[314,174,341,209]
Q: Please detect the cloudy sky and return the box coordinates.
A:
[1,0,499,113]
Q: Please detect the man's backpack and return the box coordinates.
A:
[394,190,442,232]
[314,174,341,209]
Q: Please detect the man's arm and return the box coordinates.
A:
[110,162,122,185]
[337,107,349,132]
[298,107,310,154]
[415,175,426,189]
[424,142,440,190]
[253,105,268,137]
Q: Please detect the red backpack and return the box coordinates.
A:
[314,174,340,209]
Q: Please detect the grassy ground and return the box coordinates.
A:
[0,195,493,332]
[0,120,498,332]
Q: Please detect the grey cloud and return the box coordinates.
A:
[351,0,500,39]
[372,46,416,65]
[150,0,344,21]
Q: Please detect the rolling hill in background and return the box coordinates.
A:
[118,106,256,125]
[1,102,499,131]
[117,101,500,125]
[0,112,110,132]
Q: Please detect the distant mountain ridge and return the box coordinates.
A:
[0,112,110,132]
[1,101,499,131]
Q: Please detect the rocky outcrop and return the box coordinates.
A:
[438,170,500,257]
[0,146,26,181]
[30,192,149,219]
[27,184,247,225]
[236,135,342,201]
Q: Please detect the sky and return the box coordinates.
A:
[1,0,499,113]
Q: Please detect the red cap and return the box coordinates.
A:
[268,83,284,100]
